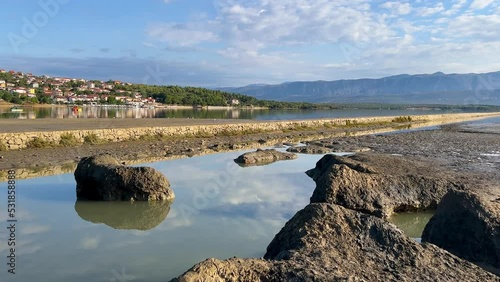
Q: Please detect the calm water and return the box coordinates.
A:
[0,150,319,281]
[389,212,434,239]
[0,106,472,120]
[0,149,436,281]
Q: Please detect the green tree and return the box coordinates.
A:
[107,96,117,104]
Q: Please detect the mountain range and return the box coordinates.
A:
[220,71,500,105]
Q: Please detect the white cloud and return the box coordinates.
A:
[5,0,500,86]
[380,2,412,15]
[149,0,393,48]
[147,23,218,47]
[469,0,495,10]
[417,2,445,16]
[445,14,500,41]
[443,0,468,15]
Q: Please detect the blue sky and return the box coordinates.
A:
[0,0,499,87]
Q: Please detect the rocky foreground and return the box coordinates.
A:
[172,152,499,281]
[306,154,462,218]
[423,189,500,275]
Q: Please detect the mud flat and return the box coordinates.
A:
[1,112,500,177]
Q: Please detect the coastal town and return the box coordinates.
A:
[0,68,320,111]
[0,69,158,107]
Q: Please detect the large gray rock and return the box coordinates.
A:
[306,153,461,218]
[422,189,500,274]
[74,200,172,230]
[234,149,297,166]
[172,203,497,281]
[74,155,174,201]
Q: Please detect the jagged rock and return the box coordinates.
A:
[172,203,497,281]
[74,200,172,231]
[234,149,297,166]
[74,154,175,201]
[286,145,332,154]
[172,258,274,282]
[306,153,461,218]
[422,189,500,274]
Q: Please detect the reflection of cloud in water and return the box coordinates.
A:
[74,200,173,231]
[16,239,42,255]
[156,207,194,230]
[20,224,50,235]
[149,153,316,234]
[196,169,312,220]
[158,164,217,182]
[80,236,100,250]
[108,239,144,249]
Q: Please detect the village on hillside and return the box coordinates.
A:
[0,69,160,107]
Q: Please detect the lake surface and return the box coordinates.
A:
[0,150,317,281]
[0,105,477,120]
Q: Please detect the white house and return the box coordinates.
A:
[13,87,27,94]
[229,99,240,105]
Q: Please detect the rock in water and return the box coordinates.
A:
[172,203,497,281]
[422,189,500,274]
[74,155,174,201]
[234,149,297,166]
[306,153,461,218]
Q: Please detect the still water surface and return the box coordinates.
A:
[0,106,473,120]
[0,150,431,281]
[0,150,317,281]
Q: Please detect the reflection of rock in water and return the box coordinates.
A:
[74,200,172,231]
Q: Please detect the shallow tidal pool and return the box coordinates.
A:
[0,150,321,281]
[0,149,432,281]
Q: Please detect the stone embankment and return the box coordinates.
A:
[1,112,498,150]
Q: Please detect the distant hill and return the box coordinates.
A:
[220,72,500,105]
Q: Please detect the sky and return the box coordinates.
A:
[0,0,499,87]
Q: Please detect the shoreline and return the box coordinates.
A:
[1,112,498,134]
[0,104,269,110]
[1,112,499,179]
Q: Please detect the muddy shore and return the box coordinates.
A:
[0,114,499,177]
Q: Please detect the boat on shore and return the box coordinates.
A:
[10,107,24,113]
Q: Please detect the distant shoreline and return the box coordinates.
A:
[0,104,269,110]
